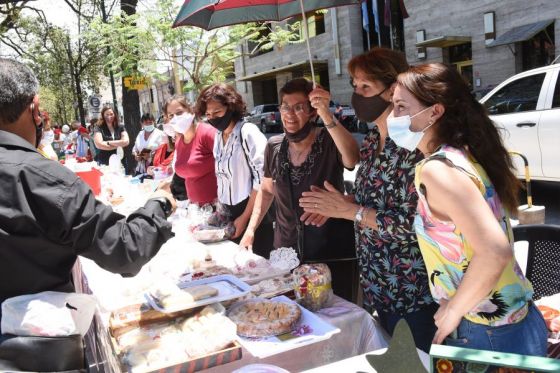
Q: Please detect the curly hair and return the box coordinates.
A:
[278,78,316,104]
[195,83,246,123]
[397,63,520,213]
[348,47,409,88]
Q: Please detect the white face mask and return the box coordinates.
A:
[387,106,436,151]
[169,113,194,135]
[163,123,175,137]
[143,124,155,133]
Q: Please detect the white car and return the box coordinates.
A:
[480,63,560,182]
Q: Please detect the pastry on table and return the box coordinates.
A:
[227,299,301,338]
[150,282,218,310]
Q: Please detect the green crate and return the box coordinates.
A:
[430,344,560,372]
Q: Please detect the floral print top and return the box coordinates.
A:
[414,145,532,326]
[353,125,434,314]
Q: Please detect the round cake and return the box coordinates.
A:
[227,299,301,337]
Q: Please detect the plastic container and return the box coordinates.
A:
[76,168,103,196]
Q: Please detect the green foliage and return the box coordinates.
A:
[87,0,299,92]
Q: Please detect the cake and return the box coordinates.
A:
[227,299,301,337]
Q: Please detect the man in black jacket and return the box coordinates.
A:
[0,58,176,313]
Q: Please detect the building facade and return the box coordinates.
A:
[233,5,364,110]
[403,0,560,96]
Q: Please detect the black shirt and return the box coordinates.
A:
[94,124,127,165]
[0,130,173,321]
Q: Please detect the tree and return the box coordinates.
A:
[119,0,140,175]
[88,0,300,93]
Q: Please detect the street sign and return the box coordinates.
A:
[88,95,102,117]
[124,76,148,90]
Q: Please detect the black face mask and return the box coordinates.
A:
[284,120,314,143]
[351,88,390,123]
[208,110,234,131]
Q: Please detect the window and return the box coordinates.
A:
[483,73,545,114]
[289,11,326,40]
[553,73,560,109]
[522,23,555,70]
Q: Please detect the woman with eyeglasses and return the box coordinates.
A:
[194,84,273,256]
[166,95,217,206]
[298,48,437,352]
[240,78,360,301]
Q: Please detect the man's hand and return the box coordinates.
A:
[232,215,249,239]
[150,182,176,213]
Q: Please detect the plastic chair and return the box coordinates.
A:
[513,224,560,300]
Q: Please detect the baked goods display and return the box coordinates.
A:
[119,304,237,373]
[228,299,301,337]
[191,264,234,280]
[292,264,333,311]
[150,283,218,310]
[250,273,294,298]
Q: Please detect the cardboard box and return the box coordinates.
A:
[430,344,560,372]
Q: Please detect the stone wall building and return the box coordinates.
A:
[403,0,560,96]
[233,4,364,110]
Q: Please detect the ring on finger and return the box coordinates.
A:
[314,203,318,208]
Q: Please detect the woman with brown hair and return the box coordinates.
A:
[93,105,130,165]
[298,48,437,352]
[195,84,272,256]
[390,62,546,356]
[167,95,217,206]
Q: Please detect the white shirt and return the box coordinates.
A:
[214,121,267,206]
[40,129,54,146]
[132,128,168,154]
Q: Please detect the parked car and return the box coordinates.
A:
[480,63,560,182]
[246,104,281,133]
[317,101,358,132]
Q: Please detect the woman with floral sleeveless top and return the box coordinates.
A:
[389,63,547,356]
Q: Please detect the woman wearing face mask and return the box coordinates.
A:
[167,95,217,206]
[132,113,168,176]
[298,48,437,352]
[93,105,130,166]
[240,78,360,300]
[148,106,176,178]
[194,84,273,256]
[391,63,546,356]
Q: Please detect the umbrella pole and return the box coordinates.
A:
[299,0,316,86]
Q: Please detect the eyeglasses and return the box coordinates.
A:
[279,102,310,114]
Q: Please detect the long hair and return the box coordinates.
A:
[397,63,520,213]
[97,105,119,128]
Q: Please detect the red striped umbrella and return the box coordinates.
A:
[173,0,363,83]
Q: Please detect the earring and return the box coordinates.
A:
[428,120,434,125]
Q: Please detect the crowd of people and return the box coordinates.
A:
[0,42,548,369]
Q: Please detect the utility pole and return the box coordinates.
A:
[100,0,118,111]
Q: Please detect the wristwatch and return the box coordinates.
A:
[354,206,365,224]
[150,197,173,218]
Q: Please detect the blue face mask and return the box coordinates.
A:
[387,106,435,151]
[143,124,155,133]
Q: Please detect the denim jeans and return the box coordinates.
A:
[377,302,439,353]
[445,302,548,357]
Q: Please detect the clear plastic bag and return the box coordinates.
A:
[1,291,97,337]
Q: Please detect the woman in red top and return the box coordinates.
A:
[167,95,217,206]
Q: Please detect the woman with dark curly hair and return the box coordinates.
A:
[391,63,546,356]
[195,83,272,256]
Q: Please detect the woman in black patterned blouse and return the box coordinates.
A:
[299,48,437,353]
